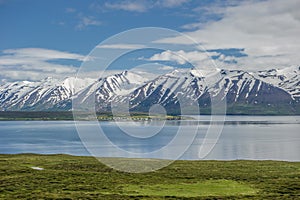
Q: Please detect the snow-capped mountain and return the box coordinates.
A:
[255,66,300,99]
[0,77,94,111]
[119,69,207,113]
[0,66,299,114]
[210,69,294,104]
[121,68,297,114]
[73,70,150,111]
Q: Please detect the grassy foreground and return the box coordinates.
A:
[0,154,299,199]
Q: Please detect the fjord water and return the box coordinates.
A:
[0,116,299,161]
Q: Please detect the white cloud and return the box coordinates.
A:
[65,8,101,30]
[103,0,189,12]
[218,54,236,63]
[0,48,86,81]
[2,48,86,61]
[180,22,203,30]
[76,15,101,30]
[150,50,186,64]
[149,50,219,66]
[155,0,300,70]
[105,1,148,12]
[97,44,146,50]
[0,68,75,82]
[158,65,174,70]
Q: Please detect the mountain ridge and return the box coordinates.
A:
[1,66,299,115]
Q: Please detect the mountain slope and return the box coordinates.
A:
[210,69,294,104]
[72,71,149,112]
[0,77,94,111]
[0,66,299,114]
[122,69,207,113]
[255,66,300,99]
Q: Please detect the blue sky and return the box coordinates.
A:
[1,0,300,81]
[0,0,214,53]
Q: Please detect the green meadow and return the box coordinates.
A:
[0,154,299,199]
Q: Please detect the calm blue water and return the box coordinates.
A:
[0,116,300,161]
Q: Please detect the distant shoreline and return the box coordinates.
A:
[1,153,300,162]
[0,111,299,121]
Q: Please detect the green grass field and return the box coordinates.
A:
[0,154,299,199]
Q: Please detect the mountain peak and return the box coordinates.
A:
[0,66,299,112]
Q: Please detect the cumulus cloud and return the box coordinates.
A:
[0,48,86,81]
[149,50,219,66]
[150,50,187,64]
[155,0,300,70]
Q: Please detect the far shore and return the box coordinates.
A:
[0,111,299,121]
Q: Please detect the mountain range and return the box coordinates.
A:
[1,66,299,115]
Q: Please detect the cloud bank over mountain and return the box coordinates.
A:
[156,0,300,70]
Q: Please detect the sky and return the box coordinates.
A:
[0,0,300,82]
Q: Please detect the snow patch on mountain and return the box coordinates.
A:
[255,66,300,99]
[0,66,299,111]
